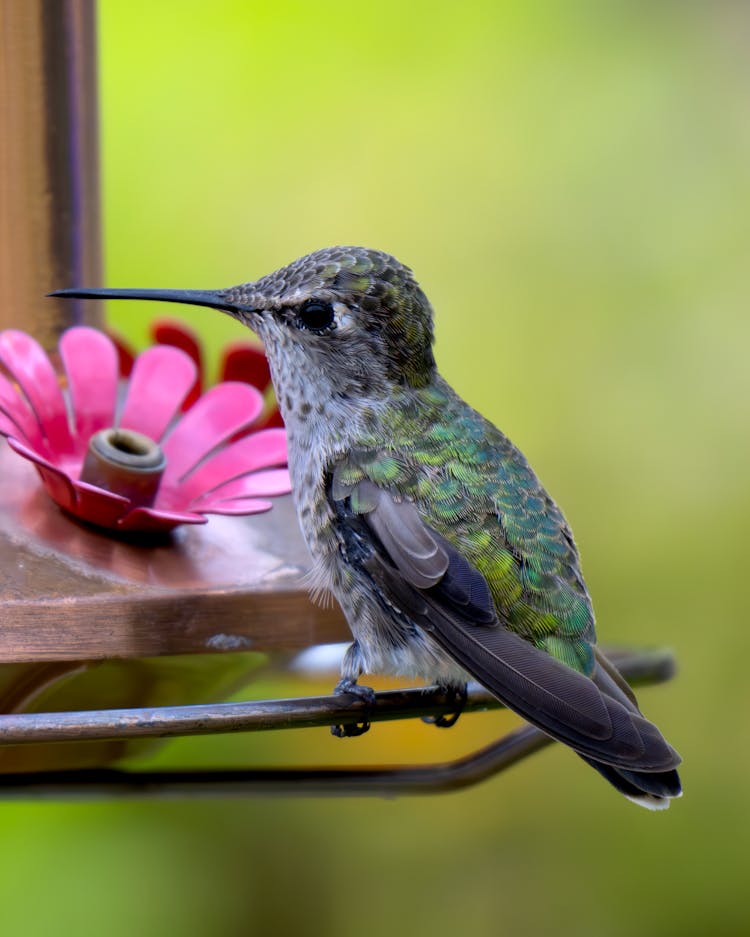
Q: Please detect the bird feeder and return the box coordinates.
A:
[0,1,676,799]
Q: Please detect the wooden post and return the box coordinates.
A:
[0,0,101,348]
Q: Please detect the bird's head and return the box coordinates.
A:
[52,247,437,405]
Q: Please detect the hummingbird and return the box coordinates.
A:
[52,246,682,809]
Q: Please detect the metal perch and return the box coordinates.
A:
[0,646,674,800]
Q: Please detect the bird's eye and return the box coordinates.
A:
[297,301,335,333]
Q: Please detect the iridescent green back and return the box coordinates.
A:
[342,377,597,675]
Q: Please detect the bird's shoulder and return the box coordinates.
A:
[331,378,597,673]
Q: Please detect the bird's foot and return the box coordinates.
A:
[422,684,468,729]
[330,679,377,738]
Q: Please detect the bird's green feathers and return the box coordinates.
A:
[343,377,597,675]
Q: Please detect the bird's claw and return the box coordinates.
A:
[422,684,468,729]
[331,679,377,738]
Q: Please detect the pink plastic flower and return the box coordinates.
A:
[0,327,291,532]
[110,318,283,428]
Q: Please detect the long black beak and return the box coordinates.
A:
[48,287,247,316]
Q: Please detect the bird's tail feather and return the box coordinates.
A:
[589,649,682,808]
[580,755,682,810]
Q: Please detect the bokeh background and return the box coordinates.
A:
[2,2,749,935]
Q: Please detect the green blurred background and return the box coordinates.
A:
[2,1,749,934]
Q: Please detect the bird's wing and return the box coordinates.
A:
[334,396,597,675]
[331,475,680,773]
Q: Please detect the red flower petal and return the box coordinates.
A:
[0,330,75,455]
[60,327,119,455]
[159,382,265,487]
[200,498,273,516]
[69,477,131,527]
[118,345,198,441]
[256,407,285,430]
[220,342,271,390]
[36,465,79,512]
[107,328,136,377]
[192,467,292,508]
[7,437,78,511]
[7,436,68,478]
[176,427,288,503]
[151,319,203,409]
[116,506,207,532]
[0,372,47,451]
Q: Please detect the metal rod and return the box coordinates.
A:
[0,684,499,746]
[0,647,675,800]
[0,724,551,801]
[0,646,675,746]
